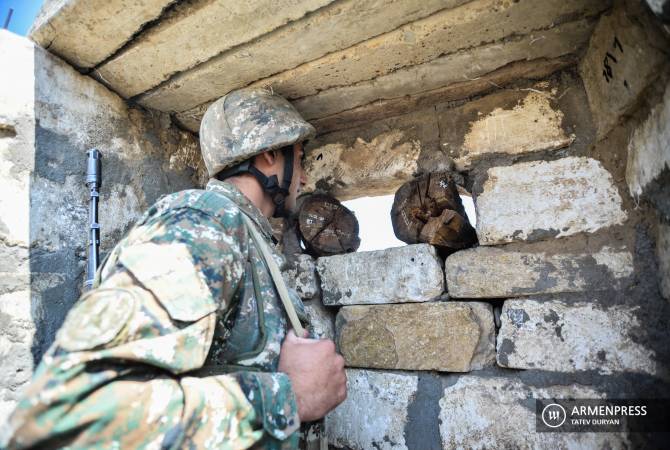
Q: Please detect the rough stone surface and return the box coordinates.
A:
[327,369,637,450]
[303,299,335,341]
[96,0,334,98]
[0,31,201,423]
[475,157,627,245]
[139,0,468,112]
[304,108,437,200]
[29,0,174,68]
[438,375,631,449]
[326,369,418,450]
[445,245,634,298]
[438,82,575,171]
[659,223,670,301]
[174,18,593,131]
[497,299,663,376]
[251,0,608,100]
[317,244,444,306]
[293,19,594,120]
[282,254,320,300]
[336,302,495,372]
[579,0,669,139]
[626,76,670,219]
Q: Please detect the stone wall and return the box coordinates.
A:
[0,30,204,422]
[312,2,670,448]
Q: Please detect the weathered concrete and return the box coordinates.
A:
[303,108,437,200]
[0,31,201,423]
[439,83,575,171]
[173,19,592,131]
[304,299,335,341]
[475,157,627,245]
[95,0,334,98]
[327,369,634,450]
[282,254,320,300]
[176,56,576,134]
[626,77,670,220]
[445,245,633,298]
[317,244,444,306]
[439,375,630,449]
[659,223,670,301]
[497,299,662,375]
[250,0,608,100]
[336,302,495,372]
[293,19,595,120]
[138,0,468,112]
[579,0,669,139]
[326,369,418,450]
[29,0,174,69]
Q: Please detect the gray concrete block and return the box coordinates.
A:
[445,245,633,298]
[336,302,495,372]
[475,157,627,245]
[497,299,662,375]
[317,244,444,305]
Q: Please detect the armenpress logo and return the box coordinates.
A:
[541,403,567,428]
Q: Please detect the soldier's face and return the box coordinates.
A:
[283,142,307,213]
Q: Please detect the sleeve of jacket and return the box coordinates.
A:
[1,205,300,450]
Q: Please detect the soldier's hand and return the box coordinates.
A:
[278,330,347,422]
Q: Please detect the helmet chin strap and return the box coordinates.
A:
[217,146,294,218]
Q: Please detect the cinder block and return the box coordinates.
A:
[497,299,660,375]
[475,157,627,245]
[336,302,495,372]
[317,244,444,305]
[445,245,633,298]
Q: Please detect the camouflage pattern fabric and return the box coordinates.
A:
[1,179,312,450]
[200,88,316,177]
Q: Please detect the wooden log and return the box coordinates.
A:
[391,172,477,251]
[298,194,360,257]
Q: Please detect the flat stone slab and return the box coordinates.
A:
[497,299,660,375]
[303,299,335,341]
[336,302,495,372]
[475,157,627,245]
[317,244,444,305]
[445,245,633,298]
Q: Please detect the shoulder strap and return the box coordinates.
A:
[240,213,305,336]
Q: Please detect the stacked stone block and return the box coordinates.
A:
[318,3,670,448]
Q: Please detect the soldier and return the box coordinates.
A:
[1,88,347,449]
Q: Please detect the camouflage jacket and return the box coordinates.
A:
[2,179,310,450]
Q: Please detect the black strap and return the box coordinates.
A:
[217,146,294,217]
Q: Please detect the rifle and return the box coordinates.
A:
[84,149,102,289]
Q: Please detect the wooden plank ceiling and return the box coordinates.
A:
[30,0,611,134]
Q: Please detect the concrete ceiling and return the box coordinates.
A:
[30,0,611,134]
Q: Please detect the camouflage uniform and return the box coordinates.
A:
[1,179,311,449]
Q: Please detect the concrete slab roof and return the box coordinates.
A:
[30,0,611,134]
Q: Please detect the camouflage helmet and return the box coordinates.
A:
[200,87,316,177]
